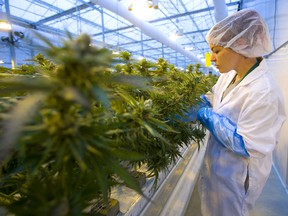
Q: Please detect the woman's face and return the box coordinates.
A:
[209,44,242,73]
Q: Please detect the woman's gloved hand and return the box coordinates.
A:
[182,94,212,122]
[199,94,212,108]
[197,107,250,157]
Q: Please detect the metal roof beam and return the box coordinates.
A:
[10,15,75,37]
[149,2,238,23]
[27,0,63,12]
[92,2,238,37]
[30,0,109,34]
[32,1,138,47]
[10,16,141,52]
[34,3,93,25]
[178,0,205,45]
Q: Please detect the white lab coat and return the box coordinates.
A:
[198,59,286,216]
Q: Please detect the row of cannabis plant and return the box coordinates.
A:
[0,33,217,215]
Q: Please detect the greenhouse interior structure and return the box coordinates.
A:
[0,0,287,215]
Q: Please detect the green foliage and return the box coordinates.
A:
[0,33,217,215]
[112,56,217,180]
[0,66,11,74]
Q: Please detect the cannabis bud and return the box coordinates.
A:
[144,99,153,109]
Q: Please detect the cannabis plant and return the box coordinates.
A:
[0,33,217,215]
[113,52,217,179]
[0,34,146,215]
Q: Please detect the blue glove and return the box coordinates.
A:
[182,94,212,122]
[197,107,250,157]
[199,94,212,108]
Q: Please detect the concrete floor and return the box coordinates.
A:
[185,166,288,216]
[250,167,288,216]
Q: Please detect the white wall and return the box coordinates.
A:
[243,0,288,192]
[268,46,288,193]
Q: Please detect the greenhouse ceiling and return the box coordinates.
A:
[0,0,241,70]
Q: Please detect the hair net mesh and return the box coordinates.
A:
[206,9,272,57]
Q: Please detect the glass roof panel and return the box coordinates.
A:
[0,0,240,70]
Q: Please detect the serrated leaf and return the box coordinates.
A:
[0,192,15,205]
[93,162,109,204]
[108,159,142,195]
[69,142,87,171]
[149,117,178,133]
[0,77,52,96]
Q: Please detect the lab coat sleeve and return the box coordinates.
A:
[197,107,250,157]
[237,88,286,158]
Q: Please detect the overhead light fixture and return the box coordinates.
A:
[169,28,184,41]
[147,0,153,8]
[0,11,11,31]
[127,1,152,20]
[128,0,159,12]
[197,54,204,59]
[169,33,179,41]
[128,4,133,11]
[174,18,184,37]
[112,50,120,55]
[112,46,121,55]
[175,27,184,37]
[150,0,159,9]
[184,46,194,51]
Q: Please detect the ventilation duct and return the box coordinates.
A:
[212,0,228,22]
[91,0,203,64]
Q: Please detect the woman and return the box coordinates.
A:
[197,9,286,216]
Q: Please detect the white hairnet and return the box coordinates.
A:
[206,9,272,57]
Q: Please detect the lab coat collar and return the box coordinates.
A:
[238,58,268,86]
[215,58,268,110]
